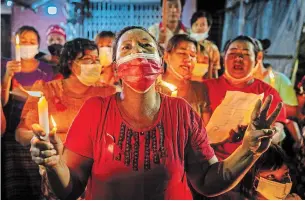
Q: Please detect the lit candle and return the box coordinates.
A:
[269,70,275,88]
[50,115,57,133]
[171,90,178,97]
[38,95,49,140]
[15,35,21,62]
[161,81,178,97]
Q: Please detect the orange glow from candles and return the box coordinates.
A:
[38,95,49,134]
[50,115,57,129]
[269,70,275,88]
[162,81,177,92]
[161,81,178,97]
[16,35,20,45]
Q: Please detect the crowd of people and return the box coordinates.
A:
[1,0,304,199]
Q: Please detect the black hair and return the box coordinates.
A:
[190,10,213,27]
[165,34,197,53]
[161,0,185,8]
[112,26,162,62]
[259,39,271,51]
[96,31,115,40]
[59,38,98,78]
[15,25,41,46]
[223,35,260,58]
[240,144,290,199]
[263,63,272,69]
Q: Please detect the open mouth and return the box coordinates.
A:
[233,64,244,71]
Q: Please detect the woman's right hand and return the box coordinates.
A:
[30,124,64,168]
[6,60,21,77]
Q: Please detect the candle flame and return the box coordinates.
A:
[16,35,20,45]
[161,81,177,92]
[50,115,57,128]
[269,71,275,79]
[26,91,43,97]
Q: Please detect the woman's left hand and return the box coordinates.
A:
[241,95,283,155]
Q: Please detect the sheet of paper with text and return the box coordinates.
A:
[206,91,264,144]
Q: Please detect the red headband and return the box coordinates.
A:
[46,25,66,39]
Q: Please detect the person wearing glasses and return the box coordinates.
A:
[15,38,116,199]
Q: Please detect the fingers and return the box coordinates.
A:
[32,156,44,165]
[32,124,47,138]
[41,149,57,157]
[44,155,60,166]
[47,83,56,97]
[260,95,273,120]
[7,61,21,72]
[56,82,64,98]
[251,99,262,121]
[31,152,59,166]
[30,144,40,157]
[252,129,275,139]
[48,128,62,145]
[267,102,283,125]
[249,99,262,130]
[30,136,58,166]
[31,136,54,150]
[255,137,272,153]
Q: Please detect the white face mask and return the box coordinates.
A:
[192,63,209,77]
[20,45,39,59]
[190,31,209,42]
[256,176,292,200]
[75,63,102,86]
[224,62,258,85]
[99,47,113,67]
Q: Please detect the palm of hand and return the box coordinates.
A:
[242,95,283,154]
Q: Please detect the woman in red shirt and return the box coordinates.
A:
[29,26,282,199]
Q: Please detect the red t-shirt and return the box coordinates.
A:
[204,76,286,160]
[65,94,215,199]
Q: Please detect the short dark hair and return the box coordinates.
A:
[223,35,260,58]
[15,25,41,46]
[161,0,185,7]
[165,34,197,53]
[240,144,290,199]
[96,31,115,40]
[263,63,272,69]
[112,26,162,62]
[59,38,98,78]
[190,11,213,27]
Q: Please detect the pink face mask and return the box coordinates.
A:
[116,53,163,93]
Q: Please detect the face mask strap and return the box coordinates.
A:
[116,53,161,67]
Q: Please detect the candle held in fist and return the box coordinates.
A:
[38,95,49,140]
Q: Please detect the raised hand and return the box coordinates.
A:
[241,95,283,154]
[159,27,167,44]
[47,81,64,100]
[30,124,63,168]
